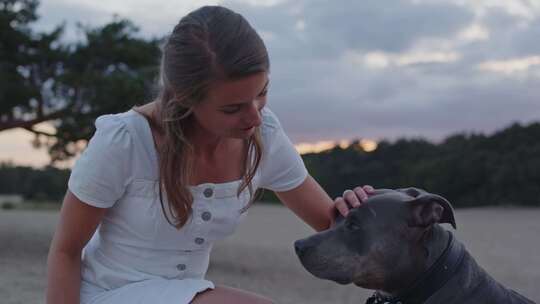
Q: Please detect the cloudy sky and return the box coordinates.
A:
[1,0,539,167]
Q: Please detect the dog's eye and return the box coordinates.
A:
[345,221,361,231]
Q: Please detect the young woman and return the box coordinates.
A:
[46,6,373,304]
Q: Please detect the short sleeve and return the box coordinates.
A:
[68,114,133,208]
[258,108,308,192]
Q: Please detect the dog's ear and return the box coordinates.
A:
[397,187,428,198]
[407,193,457,229]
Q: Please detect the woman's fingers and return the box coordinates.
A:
[334,196,350,217]
[362,185,375,194]
[343,189,361,208]
[333,185,376,219]
[353,186,368,202]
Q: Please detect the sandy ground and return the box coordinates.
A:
[1,205,539,304]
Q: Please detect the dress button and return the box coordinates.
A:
[176,264,186,271]
[203,188,213,198]
[201,211,212,221]
[195,237,205,245]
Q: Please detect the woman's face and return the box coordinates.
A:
[191,72,269,140]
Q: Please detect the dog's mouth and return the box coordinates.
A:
[313,270,353,285]
[295,232,358,285]
[296,250,355,284]
[331,277,352,285]
[302,263,353,284]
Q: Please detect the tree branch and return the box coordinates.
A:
[0,107,71,132]
[23,126,56,137]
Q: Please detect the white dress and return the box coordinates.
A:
[67,107,308,304]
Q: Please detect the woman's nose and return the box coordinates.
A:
[245,103,262,127]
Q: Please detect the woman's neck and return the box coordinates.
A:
[137,101,243,160]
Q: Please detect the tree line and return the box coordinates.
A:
[0,162,69,201]
[299,122,540,208]
[2,121,539,207]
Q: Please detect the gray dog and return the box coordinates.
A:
[294,188,536,304]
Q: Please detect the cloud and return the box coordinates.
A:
[32,0,222,41]
[217,0,540,143]
[32,1,111,42]
[478,56,540,74]
[30,0,540,144]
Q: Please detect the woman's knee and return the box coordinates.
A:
[191,285,274,304]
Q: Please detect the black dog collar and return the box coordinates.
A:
[365,291,402,304]
[365,231,465,304]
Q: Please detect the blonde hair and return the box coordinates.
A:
[145,6,269,228]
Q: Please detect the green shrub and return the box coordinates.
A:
[1,202,15,210]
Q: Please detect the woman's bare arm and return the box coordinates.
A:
[275,175,335,231]
[276,175,373,232]
[46,190,107,304]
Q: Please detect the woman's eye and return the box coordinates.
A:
[258,89,268,97]
[222,107,241,114]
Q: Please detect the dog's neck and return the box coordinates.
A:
[378,225,452,298]
[376,225,464,304]
[423,225,451,269]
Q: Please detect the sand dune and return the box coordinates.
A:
[1,205,538,303]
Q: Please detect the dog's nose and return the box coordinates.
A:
[294,240,306,257]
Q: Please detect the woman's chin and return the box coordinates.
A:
[232,127,256,138]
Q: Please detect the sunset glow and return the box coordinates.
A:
[295,139,378,154]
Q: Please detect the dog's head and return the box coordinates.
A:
[294,188,456,290]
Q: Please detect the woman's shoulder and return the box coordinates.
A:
[260,107,283,136]
[68,110,140,209]
[94,109,149,139]
[88,110,141,151]
[94,112,127,131]
[94,110,135,131]
[259,107,297,152]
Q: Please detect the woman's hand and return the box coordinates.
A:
[332,185,375,219]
